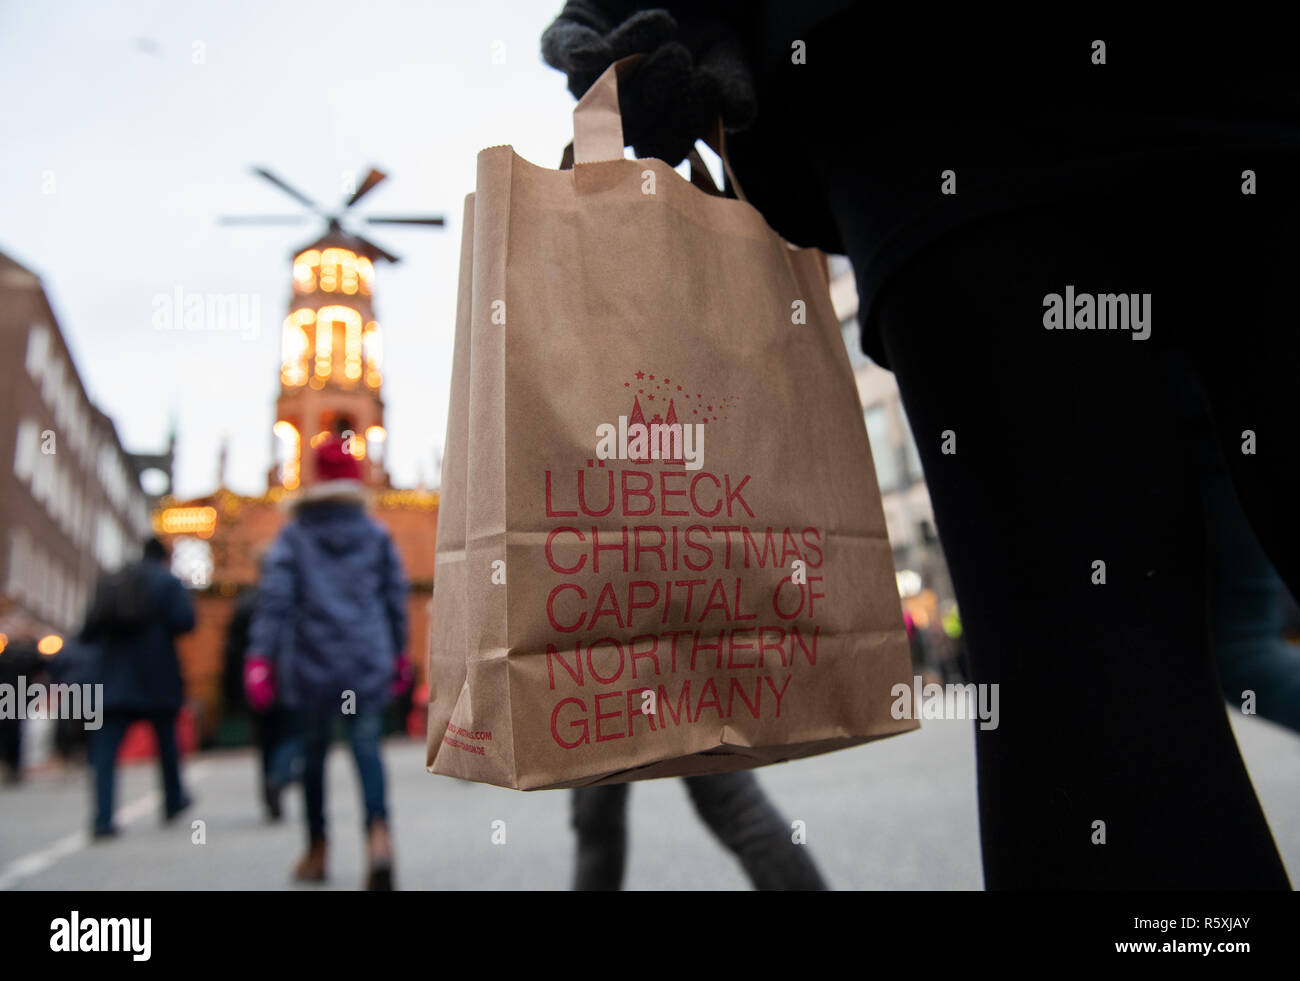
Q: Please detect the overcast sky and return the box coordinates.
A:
[0,0,577,499]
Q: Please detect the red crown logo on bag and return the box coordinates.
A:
[596,370,736,472]
[628,396,685,465]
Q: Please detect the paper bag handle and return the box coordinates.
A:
[562,140,725,197]
[572,56,748,201]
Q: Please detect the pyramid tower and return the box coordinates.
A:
[269,229,390,490]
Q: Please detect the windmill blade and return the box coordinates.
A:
[355,233,402,265]
[364,216,446,226]
[344,168,388,210]
[218,215,313,225]
[252,166,324,213]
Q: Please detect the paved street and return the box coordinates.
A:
[2,709,1297,891]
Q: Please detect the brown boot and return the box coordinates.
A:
[365,819,394,891]
[293,837,327,883]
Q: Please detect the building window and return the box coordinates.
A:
[865,405,902,494]
[94,511,126,573]
[898,403,925,483]
[171,537,213,589]
[840,318,872,371]
[5,528,29,601]
[13,418,38,483]
[25,325,50,381]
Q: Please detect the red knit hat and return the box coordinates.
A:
[315,435,362,482]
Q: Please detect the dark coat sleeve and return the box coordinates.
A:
[162,571,196,635]
[248,529,298,662]
[221,588,258,707]
[380,530,409,657]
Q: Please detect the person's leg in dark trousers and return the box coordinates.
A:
[290,710,331,881]
[255,706,297,819]
[300,711,332,844]
[254,709,276,787]
[1184,184,1300,619]
[1183,179,1300,735]
[148,712,186,818]
[1206,450,1300,735]
[571,784,629,890]
[267,707,303,788]
[0,717,21,784]
[682,772,828,890]
[343,710,388,829]
[251,709,275,818]
[849,190,1292,888]
[345,710,394,890]
[89,712,132,834]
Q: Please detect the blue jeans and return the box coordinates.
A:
[90,711,184,833]
[299,709,388,842]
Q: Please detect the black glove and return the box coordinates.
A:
[541,3,757,166]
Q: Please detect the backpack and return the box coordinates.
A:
[85,561,153,634]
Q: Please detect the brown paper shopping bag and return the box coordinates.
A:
[424,193,476,769]
[427,59,917,790]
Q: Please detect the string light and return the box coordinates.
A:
[282,309,315,386]
[315,305,361,382]
[155,506,218,537]
[273,421,300,489]
[292,250,320,292]
[318,248,359,294]
[363,321,382,388]
[315,316,332,378]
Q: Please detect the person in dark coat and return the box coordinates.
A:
[223,581,302,820]
[541,4,1300,889]
[246,425,411,890]
[46,633,100,769]
[83,537,196,837]
[0,636,40,784]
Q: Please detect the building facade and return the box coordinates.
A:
[0,250,153,647]
[830,256,961,673]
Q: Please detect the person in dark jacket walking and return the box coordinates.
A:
[83,537,196,837]
[245,425,411,890]
[223,580,302,820]
[0,636,40,784]
[47,634,100,770]
[541,4,1300,889]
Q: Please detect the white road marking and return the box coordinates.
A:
[0,763,209,891]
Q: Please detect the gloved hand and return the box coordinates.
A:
[391,651,414,699]
[244,655,276,713]
[541,3,756,166]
